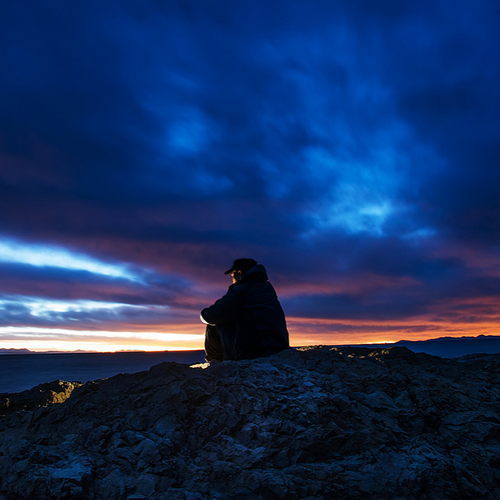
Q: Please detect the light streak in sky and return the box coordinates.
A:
[0,339,202,352]
[0,327,205,351]
[0,237,139,281]
[0,297,150,318]
[0,326,203,342]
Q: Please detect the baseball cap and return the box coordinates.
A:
[224,258,258,275]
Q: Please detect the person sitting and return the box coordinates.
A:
[200,258,290,362]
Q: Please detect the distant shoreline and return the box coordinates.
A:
[2,334,500,357]
[0,348,205,355]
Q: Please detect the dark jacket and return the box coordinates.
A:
[200,264,290,361]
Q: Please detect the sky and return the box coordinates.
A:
[1,0,500,352]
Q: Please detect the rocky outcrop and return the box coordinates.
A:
[0,380,82,416]
[1,346,500,499]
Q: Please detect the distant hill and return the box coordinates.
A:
[0,348,33,354]
[0,348,105,355]
[0,348,72,355]
[394,334,500,358]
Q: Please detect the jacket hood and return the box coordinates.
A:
[241,264,268,283]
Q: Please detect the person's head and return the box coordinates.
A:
[224,258,257,283]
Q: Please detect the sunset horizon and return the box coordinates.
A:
[1,322,499,353]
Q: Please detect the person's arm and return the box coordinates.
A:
[200,283,248,326]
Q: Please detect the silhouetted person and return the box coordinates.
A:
[201,258,290,362]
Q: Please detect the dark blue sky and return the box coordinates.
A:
[1,0,500,350]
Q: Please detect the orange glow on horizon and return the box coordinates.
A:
[285,316,500,347]
[0,316,499,352]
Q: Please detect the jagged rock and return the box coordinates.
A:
[0,346,500,499]
[0,379,82,417]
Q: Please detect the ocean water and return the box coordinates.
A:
[3,338,500,395]
[0,350,206,394]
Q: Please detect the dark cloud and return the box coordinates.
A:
[1,0,500,346]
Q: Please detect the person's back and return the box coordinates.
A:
[201,259,289,361]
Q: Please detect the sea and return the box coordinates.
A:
[0,350,206,394]
[2,336,500,394]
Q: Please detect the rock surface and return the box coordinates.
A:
[1,346,500,499]
[1,380,82,416]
